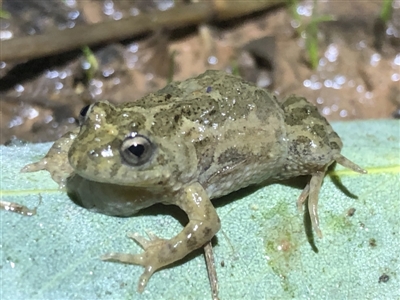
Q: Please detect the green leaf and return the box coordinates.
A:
[1,120,399,299]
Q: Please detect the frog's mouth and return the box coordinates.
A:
[72,166,174,187]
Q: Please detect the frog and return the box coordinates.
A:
[21,70,367,292]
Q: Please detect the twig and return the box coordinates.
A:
[0,0,284,62]
[204,241,219,300]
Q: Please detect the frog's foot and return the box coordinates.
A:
[101,232,169,293]
[102,183,221,293]
[299,154,366,239]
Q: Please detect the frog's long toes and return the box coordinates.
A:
[127,232,152,249]
[145,231,160,241]
[101,252,142,265]
[137,266,155,293]
[20,161,45,173]
[127,232,163,249]
[297,183,310,212]
[334,154,367,174]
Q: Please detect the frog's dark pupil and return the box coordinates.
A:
[128,144,145,157]
[80,105,90,117]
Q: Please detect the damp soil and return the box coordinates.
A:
[1,0,399,144]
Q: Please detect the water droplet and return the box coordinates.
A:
[324,44,339,63]
[322,107,331,116]
[92,79,103,88]
[55,82,64,90]
[297,5,312,17]
[257,75,271,88]
[145,73,154,80]
[370,53,381,67]
[103,0,115,15]
[157,0,174,11]
[102,67,115,78]
[334,75,346,85]
[394,54,400,66]
[290,20,300,29]
[112,77,121,85]
[0,30,13,40]
[324,79,333,88]
[303,79,312,88]
[130,8,140,16]
[59,71,67,79]
[68,10,80,20]
[207,56,218,65]
[319,58,327,67]
[15,84,24,93]
[8,116,23,128]
[44,115,53,123]
[391,73,400,81]
[81,61,91,70]
[356,40,367,50]
[65,0,77,7]
[113,11,123,20]
[46,70,59,79]
[128,43,139,53]
[339,109,348,118]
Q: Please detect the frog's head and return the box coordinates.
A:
[280,96,344,174]
[68,101,198,189]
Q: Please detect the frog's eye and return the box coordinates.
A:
[120,135,154,166]
[78,104,91,125]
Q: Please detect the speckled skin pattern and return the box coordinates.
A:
[22,70,366,292]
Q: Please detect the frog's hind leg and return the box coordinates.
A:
[299,154,366,238]
[101,182,221,293]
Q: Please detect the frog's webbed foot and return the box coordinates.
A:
[101,182,221,293]
[20,130,78,188]
[298,154,367,238]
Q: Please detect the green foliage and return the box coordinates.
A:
[167,50,177,84]
[380,0,393,23]
[0,9,11,19]
[81,46,98,82]
[286,0,335,70]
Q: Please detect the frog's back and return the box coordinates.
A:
[127,71,289,198]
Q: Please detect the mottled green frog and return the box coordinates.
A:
[22,70,366,292]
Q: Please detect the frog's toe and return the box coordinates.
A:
[101,252,140,264]
[101,251,157,293]
[20,160,46,173]
[127,231,164,250]
[137,266,154,293]
[297,182,310,212]
[308,171,325,238]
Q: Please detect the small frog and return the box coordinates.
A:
[22,70,366,292]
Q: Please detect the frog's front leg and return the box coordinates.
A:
[101,182,221,293]
[20,129,79,188]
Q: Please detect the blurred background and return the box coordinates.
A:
[1,0,399,144]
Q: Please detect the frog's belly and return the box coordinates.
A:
[66,174,169,216]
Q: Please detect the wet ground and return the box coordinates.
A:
[1,0,399,144]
